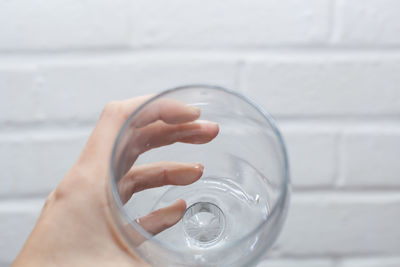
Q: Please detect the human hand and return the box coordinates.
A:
[13,96,219,267]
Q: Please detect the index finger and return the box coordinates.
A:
[130,98,201,128]
[77,96,201,170]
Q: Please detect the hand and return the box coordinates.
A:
[13,96,219,267]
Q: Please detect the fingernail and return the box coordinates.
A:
[188,105,201,117]
[172,199,187,218]
[176,199,187,209]
[196,120,218,126]
[194,163,204,172]
[201,121,219,132]
[208,121,219,128]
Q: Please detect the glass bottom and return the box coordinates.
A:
[183,202,226,247]
[152,176,269,251]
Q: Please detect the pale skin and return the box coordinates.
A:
[13,96,219,267]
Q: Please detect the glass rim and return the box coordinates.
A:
[110,84,290,256]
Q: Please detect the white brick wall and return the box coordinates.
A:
[242,55,400,116]
[275,193,400,256]
[341,128,400,187]
[280,124,337,187]
[0,130,89,196]
[1,0,400,266]
[0,200,43,265]
[130,0,331,48]
[0,0,130,51]
[335,0,400,45]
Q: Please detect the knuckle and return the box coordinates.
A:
[162,168,169,184]
[102,101,121,117]
[44,187,66,208]
[161,219,172,230]
[48,168,88,202]
[101,100,131,122]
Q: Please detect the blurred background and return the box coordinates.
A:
[1,0,400,266]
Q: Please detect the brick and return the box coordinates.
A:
[130,0,330,48]
[340,257,400,267]
[274,192,400,256]
[280,125,337,187]
[0,199,44,264]
[242,57,400,116]
[341,129,400,187]
[33,56,237,121]
[336,0,400,45]
[0,66,37,122]
[0,0,130,51]
[259,257,400,267]
[0,131,88,197]
[258,258,335,267]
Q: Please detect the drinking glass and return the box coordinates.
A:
[108,84,290,266]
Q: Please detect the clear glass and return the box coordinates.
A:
[109,85,290,266]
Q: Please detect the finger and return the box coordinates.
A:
[77,95,153,167]
[77,96,200,170]
[136,199,187,236]
[138,120,219,152]
[118,162,204,204]
[121,121,219,172]
[117,101,204,176]
[131,98,200,128]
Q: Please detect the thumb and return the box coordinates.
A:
[136,199,186,236]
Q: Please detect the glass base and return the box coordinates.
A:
[182,202,226,247]
[151,176,269,250]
